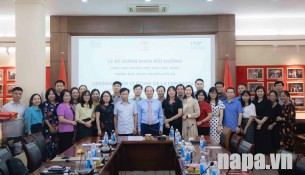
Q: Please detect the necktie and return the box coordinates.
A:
[148,101,152,125]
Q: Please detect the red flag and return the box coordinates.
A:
[58,52,67,88]
[224,57,233,91]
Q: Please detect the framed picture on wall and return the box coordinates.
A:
[247,68,264,80]
[0,84,3,96]
[287,68,303,79]
[7,69,16,81]
[267,82,275,93]
[287,82,304,93]
[0,69,3,82]
[267,68,283,79]
[248,82,264,93]
[292,96,304,109]
[6,84,15,96]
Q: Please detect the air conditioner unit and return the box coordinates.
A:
[128,4,169,13]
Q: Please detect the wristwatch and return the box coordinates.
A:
[218,123,223,126]
[238,125,241,128]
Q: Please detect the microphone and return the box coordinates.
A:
[201,161,214,175]
[186,123,195,137]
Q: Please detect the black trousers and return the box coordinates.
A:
[118,134,134,136]
[198,127,210,136]
[58,132,74,154]
[141,123,160,136]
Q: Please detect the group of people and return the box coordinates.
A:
[1,79,296,159]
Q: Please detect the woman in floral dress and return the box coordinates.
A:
[42,88,59,159]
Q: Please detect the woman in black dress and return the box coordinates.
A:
[279,90,296,151]
[253,86,273,155]
[162,86,183,135]
[268,90,282,151]
[95,91,114,137]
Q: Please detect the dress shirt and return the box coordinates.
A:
[112,94,121,105]
[114,100,137,134]
[223,99,243,132]
[2,100,26,137]
[129,97,144,107]
[2,100,26,119]
[218,93,227,101]
[75,103,95,121]
[138,99,163,131]
[24,106,43,133]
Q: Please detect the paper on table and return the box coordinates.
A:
[82,143,102,147]
[205,146,222,149]
[127,136,145,141]
[51,157,81,162]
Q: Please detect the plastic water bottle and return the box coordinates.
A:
[169,126,174,140]
[199,156,208,175]
[211,161,220,175]
[111,130,116,141]
[90,143,97,157]
[184,151,191,165]
[86,151,93,169]
[96,149,101,158]
[178,132,182,142]
[103,132,109,145]
[200,135,206,153]
[174,129,179,142]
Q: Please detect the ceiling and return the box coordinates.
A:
[1,0,305,18]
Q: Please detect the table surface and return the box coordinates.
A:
[32,136,230,175]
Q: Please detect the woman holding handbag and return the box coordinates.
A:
[75,90,95,141]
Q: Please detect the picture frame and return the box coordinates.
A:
[291,96,304,109]
[7,69,16,81]
[267,82,275,93]
[0,69,3,82]
[6,84,15,96]
[247,68,264,80]
[287,82,304,93]
[0,84,3,97]
[248,82,264,93]
[267,68,283,79]
[287,68,303,79]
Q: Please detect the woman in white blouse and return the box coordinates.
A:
[240,90,256,144]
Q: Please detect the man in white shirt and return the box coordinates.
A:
[2,87,26,137]
[114,88,138,136]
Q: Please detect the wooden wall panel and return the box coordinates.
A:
[142,16,219,34]
[50,15,236,88]
[67,16,144,34]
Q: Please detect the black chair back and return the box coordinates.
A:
[33,132,47,162]
[219,126,232,151]
[238,140,254,154]
[0,160,9,175]
[23,142,42,173]
[0,148,12,162]
[296,156,305,175]
[230,134,242,154]
[278,149,300,175]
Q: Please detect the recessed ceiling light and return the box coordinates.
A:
[145,0,151,2]
[82,0,88,3]
[207,0,213,2]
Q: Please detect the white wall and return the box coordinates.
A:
[0,47,50,66]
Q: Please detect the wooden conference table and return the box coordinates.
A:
[32,136,230,175]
